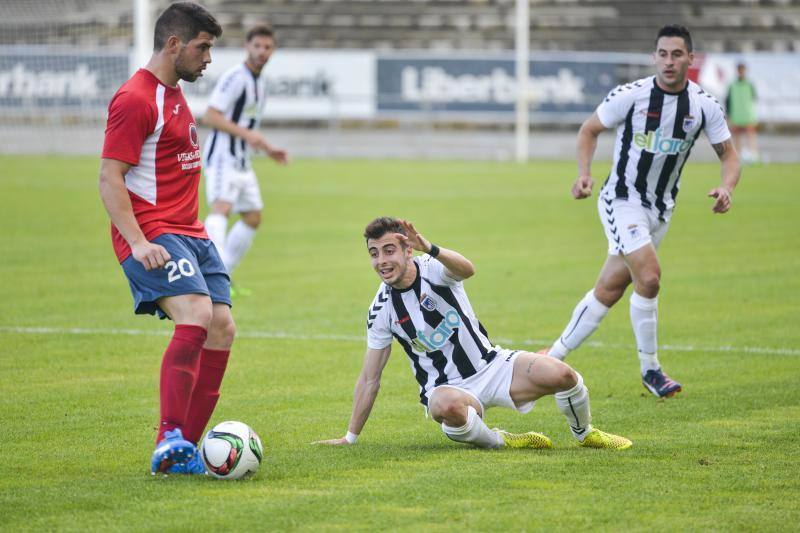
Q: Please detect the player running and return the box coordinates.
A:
[202,24,288,297]
[99,2,230,475]
[315,217,631,450]
[541,25,741,398]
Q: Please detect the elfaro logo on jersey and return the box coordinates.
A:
[412,310,460,352]
[634,128,691,155]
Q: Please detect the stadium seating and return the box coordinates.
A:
[1,0,799,52]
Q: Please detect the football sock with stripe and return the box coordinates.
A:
[554,372,593,442]
[157,324,207,443]
[441,405,503,449]
[183,348,231,444]
[630,291,660,375]
[549,289,609,360]
[222,220,257,274]
[205,213,228,258]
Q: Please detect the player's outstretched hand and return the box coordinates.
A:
[397,219,432,253]
[132,240,171,271]
[708,186,732,214]
[311,437,351,446]
[571,175,594,199]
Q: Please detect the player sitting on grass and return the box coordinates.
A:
[315,217,631,450]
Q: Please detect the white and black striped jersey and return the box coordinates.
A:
[366,255,498,406]
[202,63,266,171]
[598,76,731,220]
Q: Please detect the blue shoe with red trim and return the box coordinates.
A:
[642,368,682,398]
[150,429,197,474]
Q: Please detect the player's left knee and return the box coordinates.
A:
[242,211,261,228]
[554,364,578,391]
[212,316,237,345]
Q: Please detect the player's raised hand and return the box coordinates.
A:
[708,186,732,213]
[397,219,432,253]
[311,437,352,446]
[571,175,594,199]
[131,240,171,271]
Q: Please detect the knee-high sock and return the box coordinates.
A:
[205,213,228,258]
[441,405,503,449]
[183,348,231,444]
[554,372,593,441]
[222,220,257,274]
[630,291,660,374]
[157,325,207,443]
[549,289,610,360]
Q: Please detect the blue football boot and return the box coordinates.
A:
[642,368,682,398]
[167,451,207,475]
[150,428,197,474]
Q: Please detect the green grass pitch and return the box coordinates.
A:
[1,154,798,530]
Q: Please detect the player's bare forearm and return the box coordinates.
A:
[436,248,475,281]
[573,112,606,198]
[98,159,146,246]
[346,374,381,436]
[398,219,475,280]
[202,107,253,139]
[576,113,605,177]
[707,139,740,214]
[714,139,741,192]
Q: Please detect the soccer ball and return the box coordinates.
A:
[200,421,264,480]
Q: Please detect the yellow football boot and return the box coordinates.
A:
[578,428,632,450]
[493,428,553,449]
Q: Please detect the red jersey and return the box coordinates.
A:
[102,69,207,263]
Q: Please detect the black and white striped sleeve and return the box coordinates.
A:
[366,285,392,349]
[207,67,245,113]
[596,83,637,129]
[419,254,460,287]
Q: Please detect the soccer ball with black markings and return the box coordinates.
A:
[200,421,264,480]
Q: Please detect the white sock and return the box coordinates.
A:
[630,291,660,374]
[441,405,503,449]
[549,289,610,360]
[205,213,228,257]
[222,220,257,274]
[554,372,593,442]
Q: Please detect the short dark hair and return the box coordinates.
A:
[246,24,275,43]
[153,2,222,51]
[655,24,693,53]
[364,217,406,245]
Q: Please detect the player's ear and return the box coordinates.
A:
[165,35,182,54]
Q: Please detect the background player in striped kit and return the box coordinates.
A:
[99,2,232,474]
[202,24,288,297]
[314,217,631,450]
[542,25,741,398]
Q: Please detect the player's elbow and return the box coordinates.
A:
[458,259,476,280]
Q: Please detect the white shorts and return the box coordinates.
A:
[205,160,264,213]
[429,348,535,416]
[597,195,670,256]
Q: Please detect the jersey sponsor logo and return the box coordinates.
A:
[633,128,692,155]
[189,123,199,148]
[420,293,437,311]
[412,310,460,352]
[173,104,181,115]
[627,224,640,239]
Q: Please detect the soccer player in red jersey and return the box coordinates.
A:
[99,2,231,475]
